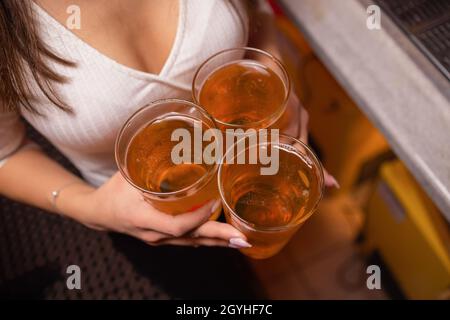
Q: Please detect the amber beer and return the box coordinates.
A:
[116,99,221,218]
[218,135,324,259]
[193,47,290,130]
[199,61,285,128]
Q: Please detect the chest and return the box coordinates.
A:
[26,0,249,154]
[36,0,179,75]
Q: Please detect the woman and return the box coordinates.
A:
[0,0,337,249]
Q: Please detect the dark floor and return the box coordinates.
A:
[0,196,265,300]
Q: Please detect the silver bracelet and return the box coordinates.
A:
[50,181,82,212]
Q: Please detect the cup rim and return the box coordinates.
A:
[192,47,291,129]
[115,98,220,198]
[217,134,325,232]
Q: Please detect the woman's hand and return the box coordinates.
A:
[63,172,251,248]
[276,93,340,189]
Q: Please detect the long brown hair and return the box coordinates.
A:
[0,0,75,114]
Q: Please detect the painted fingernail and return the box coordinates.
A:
[229,238,252,248]
[330,176,341,189]
[211,200,221,214]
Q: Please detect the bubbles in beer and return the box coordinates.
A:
[199,60,286,128]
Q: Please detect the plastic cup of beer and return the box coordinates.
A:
[115,99,222,219]
[192,47,291,131]
[218,134,324,259]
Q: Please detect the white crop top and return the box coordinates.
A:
[0,0,249,186]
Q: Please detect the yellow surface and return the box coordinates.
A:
[365,160,450,299]
[382,162,450,265]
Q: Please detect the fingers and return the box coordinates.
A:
[135,229,170,243]
[137,221,252,249]
[281,93,308,143]
[288,97,339,189]
[191,221,252,248]
[134,199,221,237]
[152,237,230,248]
[279,93,301,138]
[190,221,248,245]
[298,105,309,144]
[293,105,338,189]
[323,168,340,189]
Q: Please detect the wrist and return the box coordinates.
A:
[55,182,98,228]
